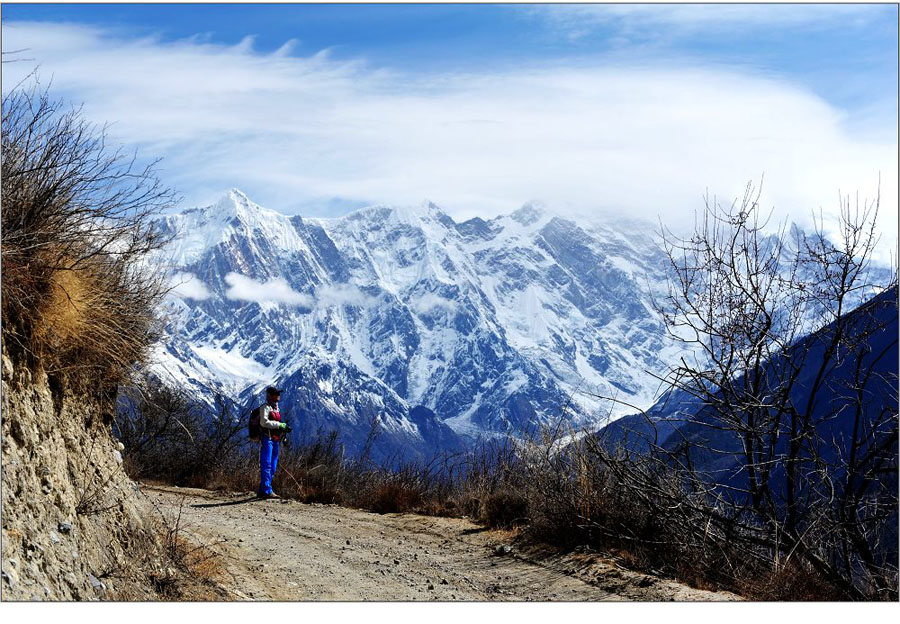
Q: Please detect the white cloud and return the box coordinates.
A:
[169,272,212,301]
[224,273,312,307]
[2,21,896,257]
[525,4,887,40]
[316,284,375,308]
[412,293,457,315]
[221,274,373,308]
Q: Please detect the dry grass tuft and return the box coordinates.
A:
[479,491,528,529]
[2,83,174,389]
[148,497,228,599]
[368,482,423,514]
[34,266,92,344]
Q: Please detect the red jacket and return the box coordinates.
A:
[258,402,283,441]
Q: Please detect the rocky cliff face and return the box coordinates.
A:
[1,352,167,600]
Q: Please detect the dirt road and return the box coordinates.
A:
[145,485,738,601]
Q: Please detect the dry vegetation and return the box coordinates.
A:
[1,82,199,600]
[114,375,892,601]
[144,495,229,599]
[638,184,898,600]
[1,82,174,390]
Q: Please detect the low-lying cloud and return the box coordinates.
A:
[223,273,374,309]
[412,293,457,315]
[2,20,895,256]
[224,273,313,307]
[316,284,375,308]
[169,272,212,301]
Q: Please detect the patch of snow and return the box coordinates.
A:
[192,344,274,388]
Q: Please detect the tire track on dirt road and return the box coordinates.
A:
[145,485,738,602]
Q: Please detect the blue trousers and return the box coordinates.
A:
[258,435,280,496]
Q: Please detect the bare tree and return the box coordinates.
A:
[583,181,897,598]
[621,181,899,597]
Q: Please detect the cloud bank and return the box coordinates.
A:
[169,272,212,301]
[223,273,373,309]
[224,273,312,307]
[525,4,887,39]
[2,20,895,254]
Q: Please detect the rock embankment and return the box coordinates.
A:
[1,352,169,600]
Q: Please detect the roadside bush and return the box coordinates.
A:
[513,430,863,600]
[115,378,247,486]
[272,433,351,504]
[479,491,528,528]
[368,482,423,514]
[1,83,174,388]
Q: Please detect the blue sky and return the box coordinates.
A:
[5,3,896,119]
[2,2,897,251]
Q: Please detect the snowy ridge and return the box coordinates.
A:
[151,190,680,460]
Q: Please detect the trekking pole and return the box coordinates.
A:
[276,418,302,497]
[280,463,304,499]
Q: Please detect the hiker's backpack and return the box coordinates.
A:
[248,406,262,441]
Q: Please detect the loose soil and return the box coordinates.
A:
[146,485,739,602]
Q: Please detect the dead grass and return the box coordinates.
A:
[479,491,528,529]
[33,266,91,345]
[368,482,424,514]
[2,84,172,390]
[735,563,851,601]
[147,496,229,600]
[171,533,227,584]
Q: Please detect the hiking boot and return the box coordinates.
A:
[267,492,281,499]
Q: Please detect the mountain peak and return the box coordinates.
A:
[214,188,254,215]
[166,189,311,266]
[509,201,547,227]
[788,221,806,240]
[343,201,456,230]
[206,188,287,227]
[228,187,251,201]
[420,200,456,228]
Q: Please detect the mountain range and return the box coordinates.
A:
[150,190,683,460]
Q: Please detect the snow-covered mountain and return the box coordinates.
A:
[150,189,681,460]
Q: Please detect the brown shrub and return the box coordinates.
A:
[735,563,850,601]
[369,482,423,514]
[452,495,481,519]
[479,491,528,528]
[2,83,174,388]
[275,466,343,504]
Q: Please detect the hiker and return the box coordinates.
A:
[256,386,291,499]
